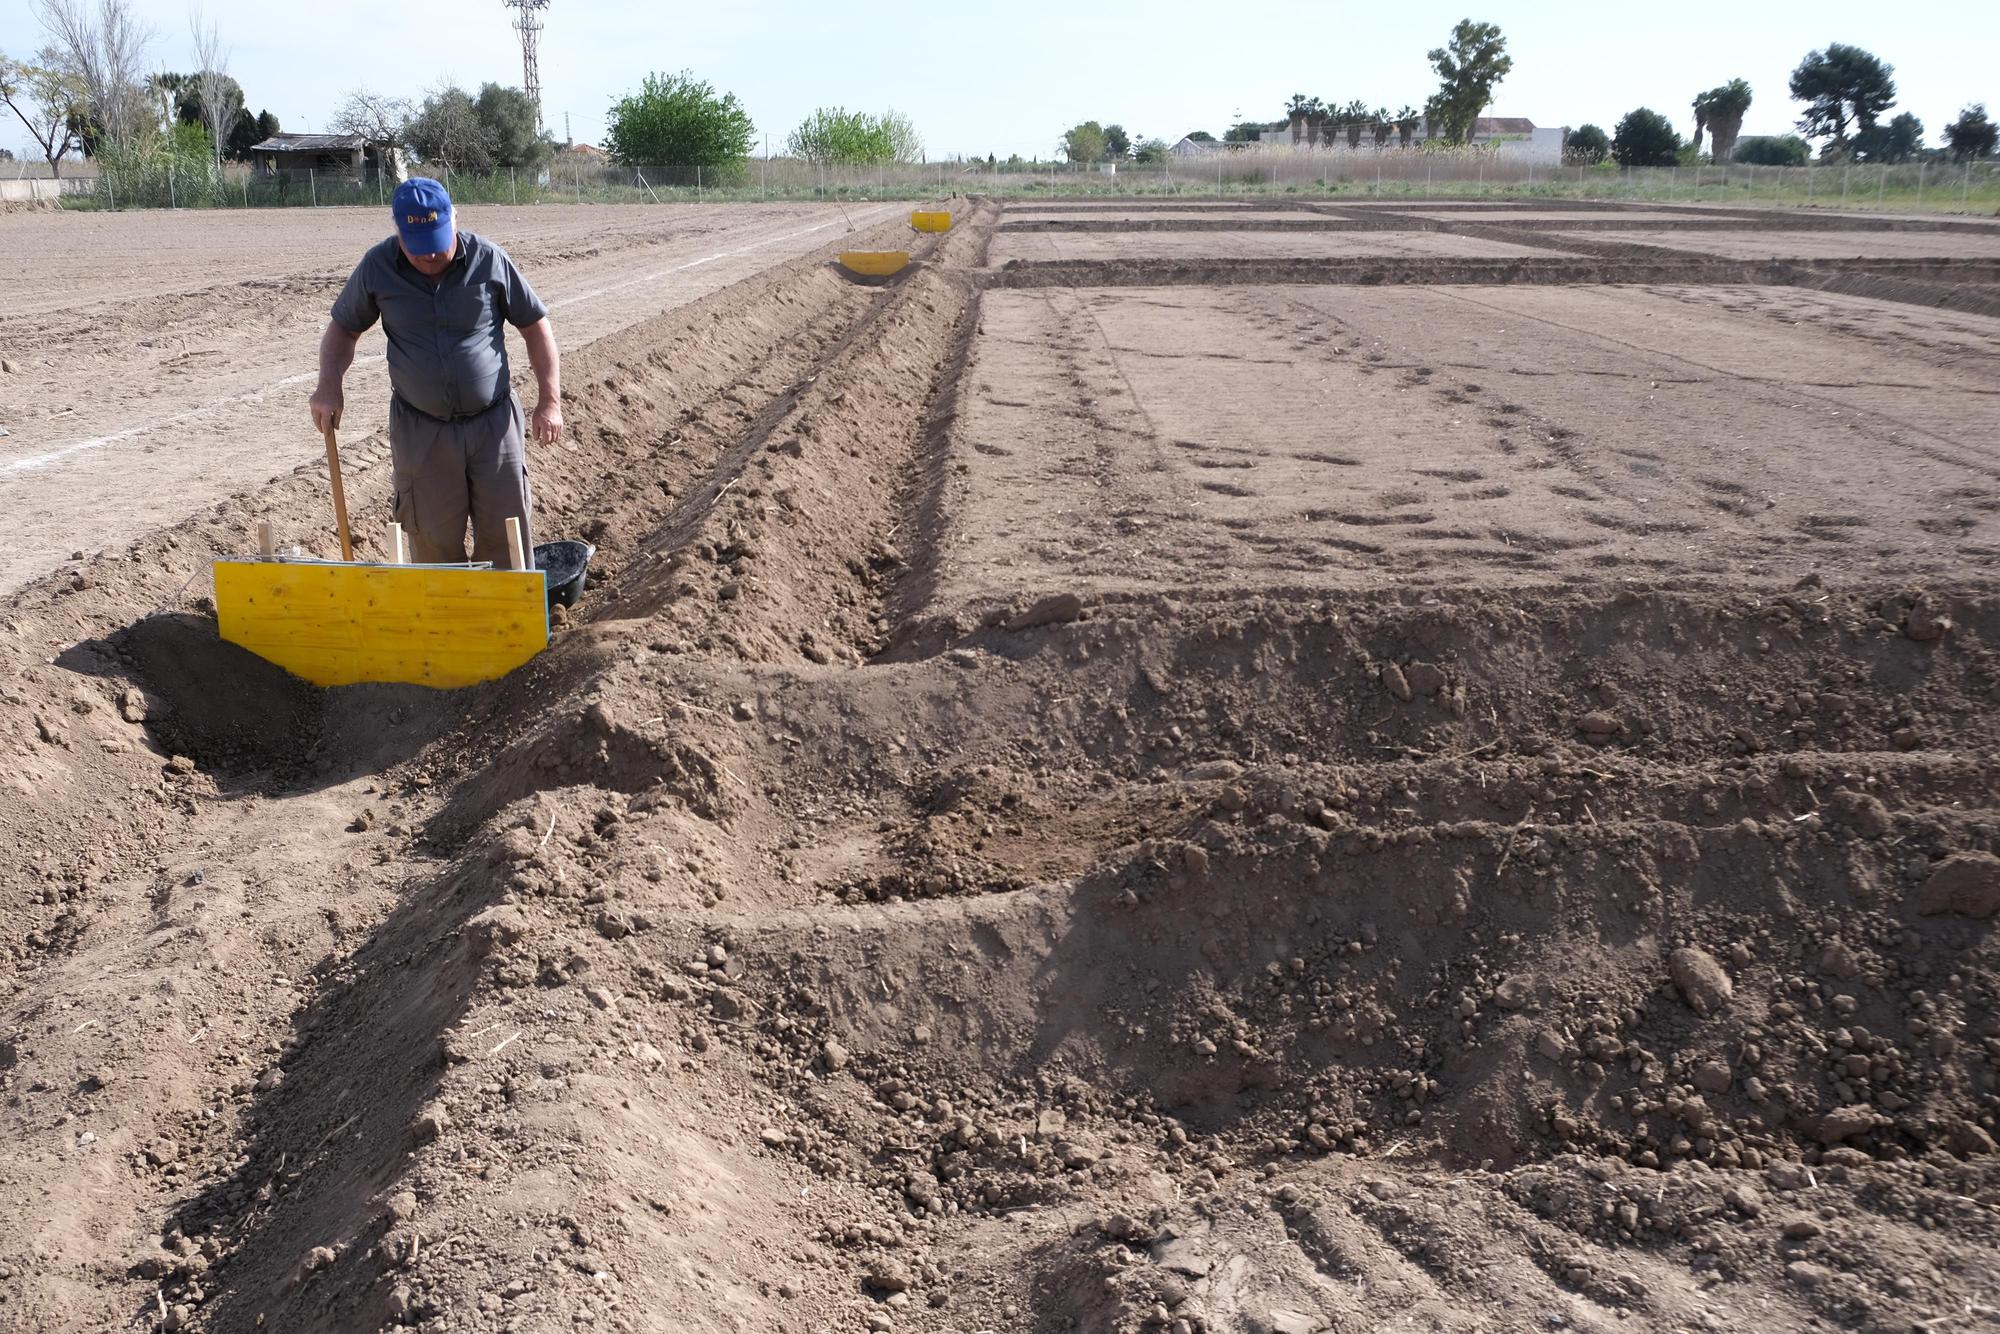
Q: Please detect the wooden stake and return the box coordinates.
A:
[323,425,353,561]
[385,522,406,565]
[256,521,275,557]
[505,517,527,572]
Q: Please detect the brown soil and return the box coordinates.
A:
[987,233,1568,265]
[0,201,907,596]
[0,197,1997,1334]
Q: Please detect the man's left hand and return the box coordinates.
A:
[531,398,564,445]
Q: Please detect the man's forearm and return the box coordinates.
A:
[310,322,360,430]
[316,323,358,394]
[522,318,561,405]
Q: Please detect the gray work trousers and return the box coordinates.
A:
[387,392,535,567]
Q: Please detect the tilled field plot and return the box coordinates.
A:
[0,198,1997,1334]
[1605,229,2000,260]
[986,231,1567,263]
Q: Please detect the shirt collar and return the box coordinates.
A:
[393,230,473,280]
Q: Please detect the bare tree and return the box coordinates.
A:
[187,6,237,165]
[331,88,412,143]
[33,0,155,154]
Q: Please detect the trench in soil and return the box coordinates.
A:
[2,197,1998,1334]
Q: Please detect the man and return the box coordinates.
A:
[308,177,563,566]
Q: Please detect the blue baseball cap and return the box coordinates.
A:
[392,177,454,256]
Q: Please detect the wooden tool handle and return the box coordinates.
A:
[323,425,353,562]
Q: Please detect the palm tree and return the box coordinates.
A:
[1372,105,1393,148]
[1287,92,1310,144]
[1305,96,1328,147]
[1343,99,1369,150]
[1395,104,1421,148]
[1692,79,1753,161]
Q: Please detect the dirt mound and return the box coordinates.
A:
[108,612,322,774]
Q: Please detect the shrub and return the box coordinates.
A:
[1611,108,1681,167]
[1563,123,1608,165]
[1732,134,1809,166]
[604,71,755,169]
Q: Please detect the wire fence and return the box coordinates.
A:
[52,150,2000,215]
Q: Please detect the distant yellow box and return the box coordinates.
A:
[838,250,910,276]
[213,559,548,688]
[910,211,953,233]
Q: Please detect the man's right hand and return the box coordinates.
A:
[309,386,343,433]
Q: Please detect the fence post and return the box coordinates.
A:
[697,164,702,199]
[310,168,316,208]
[243,173,248,208]
[1877,164,1886,204]
[1966,163,1973,208]
[511,167,517,205]
[1916,160,1924,204]
[1841,162,1849,205]
[168,160,175,209]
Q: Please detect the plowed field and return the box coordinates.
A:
[1,196,1998,1334]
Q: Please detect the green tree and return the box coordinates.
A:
[1102,123,1131,158]
[1394,104,1421,148]
[1691,78,1751,161]
[1425,18,1512,146]
[144,71,185,130]
[225,106,275,161]
[1061,120,1107,164]
[1732,134,1808,166]
[1611,108,1680,166]
[163,118,210,164]
[473,83,551,170]
[1223,120,1266,143]
[1371,105,1392,147]
[1563,123,1609,165]
[0,48,84,177]
[1184,130,1216,143]
[881,109,922,163]
[1851,111,1922,163]
[1789,43,1895,147]
[789,107,892,164]
[603,70,755,170]
[1943,104,1997,161]
[1133,137,1170,164]
[405,85,487,170]
[1341,98,1369,149]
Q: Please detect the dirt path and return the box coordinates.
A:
[0,202,902,595]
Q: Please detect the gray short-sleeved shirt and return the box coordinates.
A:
[330,229,548,421]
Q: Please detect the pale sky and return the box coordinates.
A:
[3,1,1994,163]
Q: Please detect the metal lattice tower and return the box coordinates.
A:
[504,0,550,130]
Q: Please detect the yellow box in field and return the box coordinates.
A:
[909,211,952,233]
[213,559,549,688]
[838,250,910,277]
